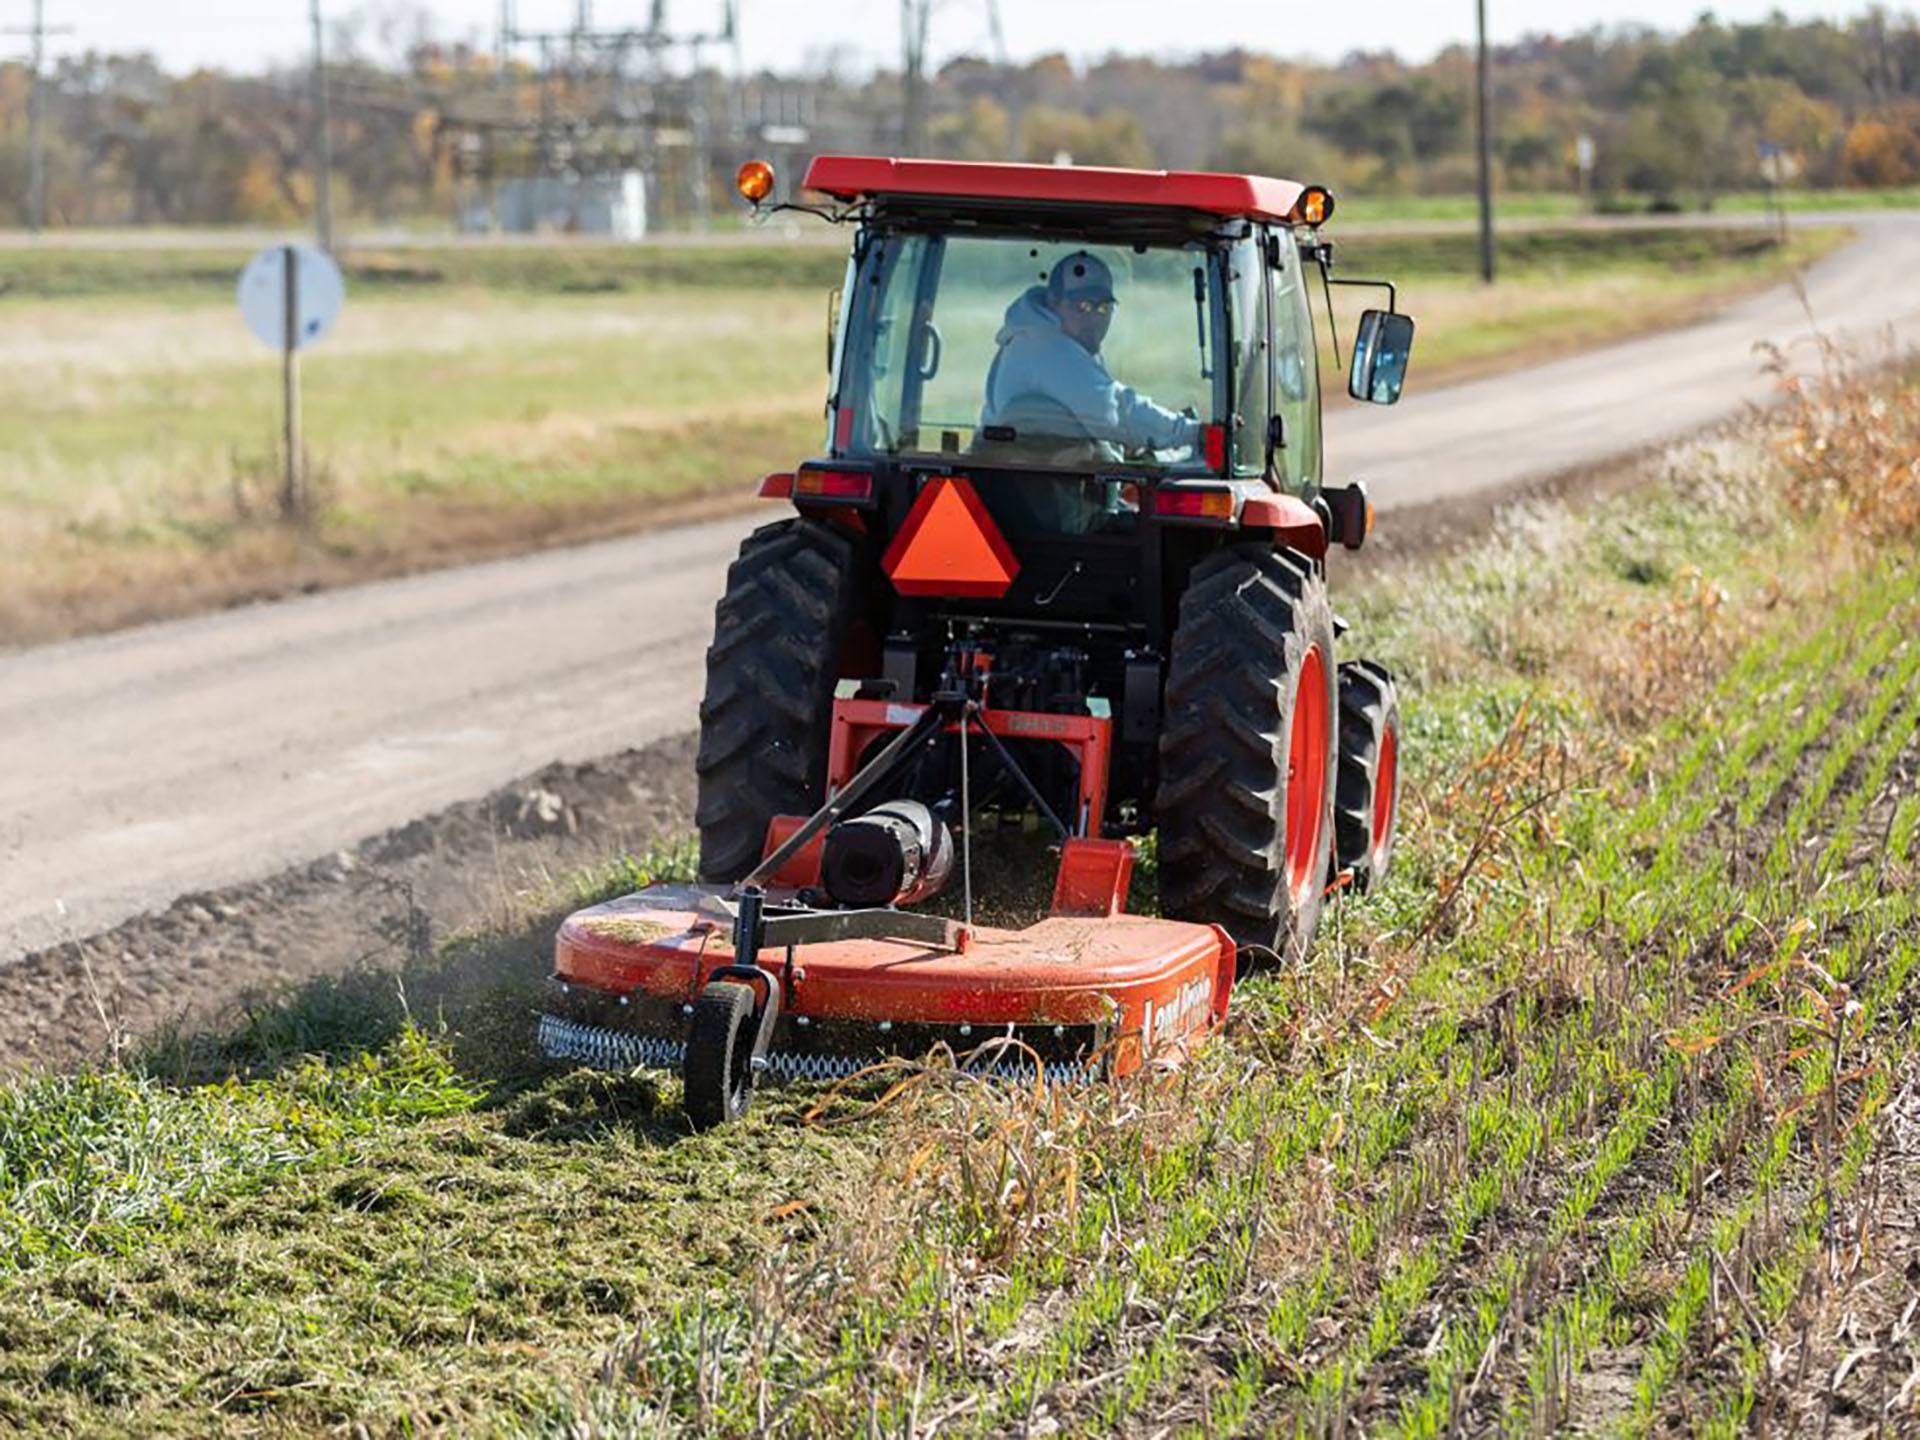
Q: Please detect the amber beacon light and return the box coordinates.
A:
[1291,185,1336,226]
[736,159,776,205]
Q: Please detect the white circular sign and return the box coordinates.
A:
[237,243,345,351]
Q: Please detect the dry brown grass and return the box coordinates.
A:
[1769,339,1920,543]
[1588,565,1740,729]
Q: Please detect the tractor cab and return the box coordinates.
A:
[800,157,1410,505]
[747,157,1414,842]
[819,158,1335,505]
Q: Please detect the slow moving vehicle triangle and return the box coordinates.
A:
[881,475,1022,598]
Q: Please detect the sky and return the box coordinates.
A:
[5,0,1874,76]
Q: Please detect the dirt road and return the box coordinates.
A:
[5,214,1919,965]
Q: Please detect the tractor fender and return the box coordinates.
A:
[1239,493,1328,559]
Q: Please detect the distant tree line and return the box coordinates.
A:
[5,8,1920,228]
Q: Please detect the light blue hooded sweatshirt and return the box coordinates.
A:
[980,286,1201,453]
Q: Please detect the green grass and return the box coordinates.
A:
[0,241,848,303]
[1339,184,1920,224]
[1336,192,1591,224]
[0,223,1844,644]
[3,378,1916,1431]
[1711,184,1920,213]
[1325,225,1844,382]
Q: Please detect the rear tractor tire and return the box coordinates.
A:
[1331,660,1403,895]
[1157,547,1338,967]
[695,519,860,883]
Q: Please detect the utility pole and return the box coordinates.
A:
[984,0,1007,66]
[281,246,305,518]
[688,36,711,229]
[1474,0,1495,283]
[310,0,335,252]
[4,0,74,231]
[901,0,931,156]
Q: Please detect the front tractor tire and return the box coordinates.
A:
[1157,547,1338,966]
[695,519,859,883]
[1332,660,1403,895]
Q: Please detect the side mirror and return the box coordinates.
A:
[1348,309,1415,405]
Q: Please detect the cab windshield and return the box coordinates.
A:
[833,231,1229,471]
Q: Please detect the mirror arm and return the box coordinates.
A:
[1317,254,1343,374]
[1328,275,1400,315]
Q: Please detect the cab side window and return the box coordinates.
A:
[1228,238,1271,479]
[840,234,931,453]
[1270,231,1323,495]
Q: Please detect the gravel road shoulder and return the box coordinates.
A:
[0,736,696,1071]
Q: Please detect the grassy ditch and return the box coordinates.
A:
[0,222,1841,645]
[1,357,1916,1435]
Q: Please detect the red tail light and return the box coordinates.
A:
[1202,422,1227,472]
[758,472,795,499]
[1152,486,1237,522]
[795,469,875,502]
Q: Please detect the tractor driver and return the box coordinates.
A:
[980,251,1201,457]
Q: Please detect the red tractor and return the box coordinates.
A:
[543,157,1413,1127]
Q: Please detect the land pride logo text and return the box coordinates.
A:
[1142,975,1213,1053]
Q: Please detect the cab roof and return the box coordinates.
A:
[802,155,1309,225]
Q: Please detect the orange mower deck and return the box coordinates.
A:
[543,881,1236,1083]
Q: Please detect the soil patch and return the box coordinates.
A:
[0,735,697,1072]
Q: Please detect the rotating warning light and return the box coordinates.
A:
[736,160,776,205]
[1292,185,1335,227]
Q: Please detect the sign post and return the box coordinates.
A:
[282,246,303,515]
[1474,0,1495,284]
[1756,140,1792,244]
[238,243,345,519]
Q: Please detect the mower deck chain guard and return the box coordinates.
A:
[537,981,1101,1085]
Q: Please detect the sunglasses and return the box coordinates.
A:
[1070,298,1116,316]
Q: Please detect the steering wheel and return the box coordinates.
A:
[1122,406,1200,464]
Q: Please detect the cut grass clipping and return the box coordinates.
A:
[2,354,1917,1434]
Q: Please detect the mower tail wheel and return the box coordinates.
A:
[1157,546,1338,967]
[1331,660,1402,894]
[695,518,860,883]
[682,981,759,1131]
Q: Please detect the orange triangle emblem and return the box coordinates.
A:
[882,476,1021,598]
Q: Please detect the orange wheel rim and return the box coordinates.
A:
[1285,646,1330,905]
[1372,721,1398,864]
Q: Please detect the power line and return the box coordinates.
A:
[496,0,743,223]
